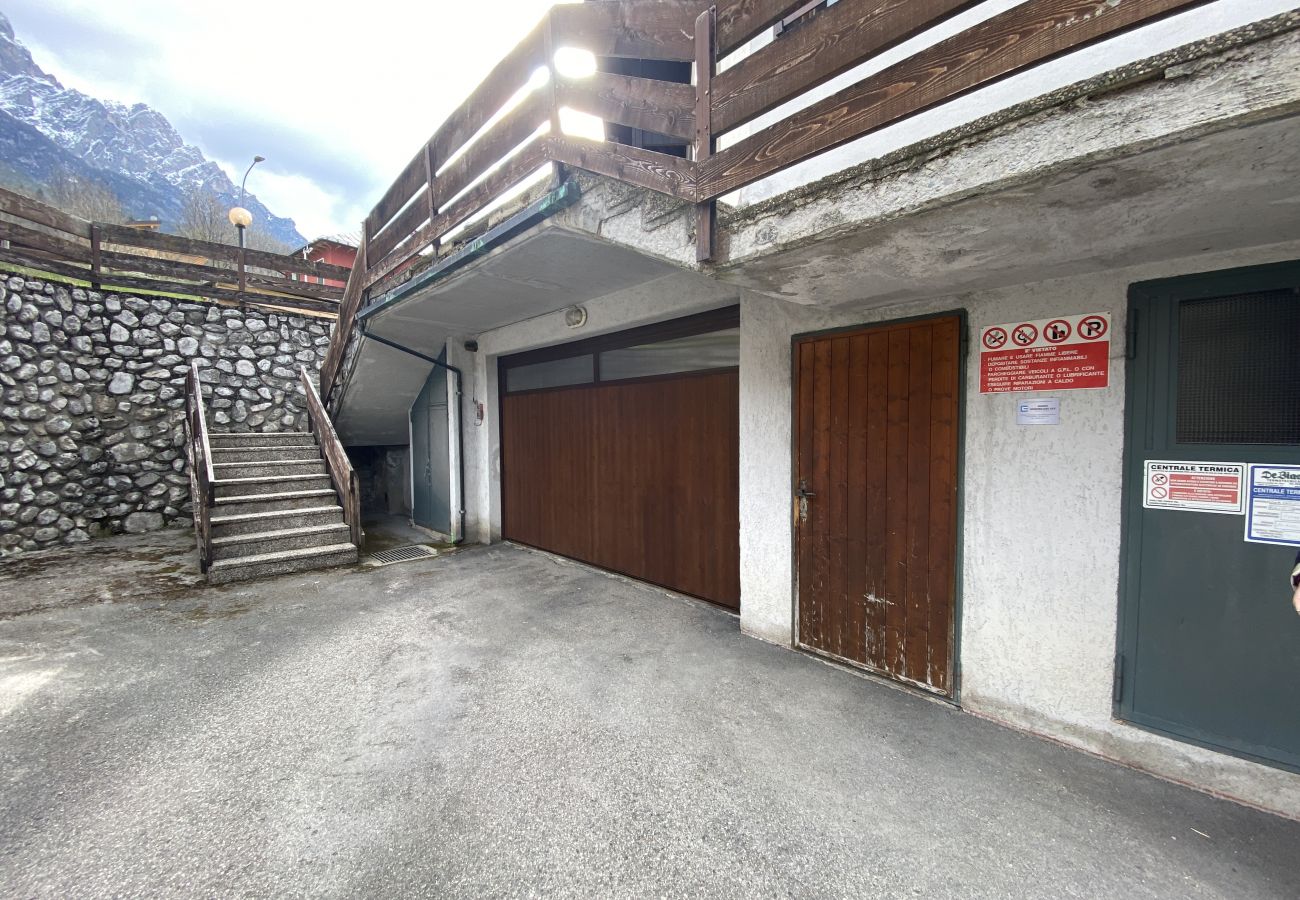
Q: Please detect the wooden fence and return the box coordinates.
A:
[0,187,351,317]
[322,0,1211,399]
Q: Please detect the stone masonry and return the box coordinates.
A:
[0,275,332,556]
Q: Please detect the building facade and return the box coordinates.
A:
[326,1,1300,818]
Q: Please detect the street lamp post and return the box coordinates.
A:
[227,156,263,298]
[227,155,265,249]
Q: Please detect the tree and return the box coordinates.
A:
[177,185,229,243]
[41,175,126,223]
[177,185,293,254]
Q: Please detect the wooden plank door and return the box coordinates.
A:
[795,315,961,695]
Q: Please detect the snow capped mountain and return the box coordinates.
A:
[0,12,305,247]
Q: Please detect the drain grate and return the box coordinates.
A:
[363,544,439,567]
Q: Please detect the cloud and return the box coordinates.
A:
[4,0,568,236]
[216,160,366,244]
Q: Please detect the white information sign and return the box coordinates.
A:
[1142,460,1244,514]
[1016,398,1060,425]
[1244,464,1300,546]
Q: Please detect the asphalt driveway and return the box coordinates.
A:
[1,530,1297,898]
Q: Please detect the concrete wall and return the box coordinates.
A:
[0,275,331,555]
[738,239,1300,818]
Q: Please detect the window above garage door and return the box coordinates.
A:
[502,307,739,394]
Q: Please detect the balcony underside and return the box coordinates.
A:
[336,226,736,445]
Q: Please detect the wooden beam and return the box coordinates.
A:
[98,250,342,302]
[0,186,90,239]
[550,1,700,60]
[423,143,438,222]
[554,72,696,143]
[429,25,547,170]
[548,135,699,201]
[0,246,339,313]
[244,274,343,303]
[99,249,235,285]
[694,6,716,263]
[0,218,90,258]
[0,246,92,281]
[89,224,102,290]
[366,148,430,241]
[712,0,980,133]
[713,0,809,56]
[366,188,433,266]
[700,0,1212,198]
[433,90,550,213]
[96,223,351,281]
[364,140,553,291]
[433,140,551,239]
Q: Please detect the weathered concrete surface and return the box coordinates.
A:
[1,533,1297,898]
[0,525,202,619]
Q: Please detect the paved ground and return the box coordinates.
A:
[1,530,1298,899]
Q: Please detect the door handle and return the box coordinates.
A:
[797,480,815,524]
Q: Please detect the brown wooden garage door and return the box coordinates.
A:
[500,309,740,609]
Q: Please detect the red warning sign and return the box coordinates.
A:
[979,312,1111,394]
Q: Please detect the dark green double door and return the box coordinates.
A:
[1121,261,1300,771]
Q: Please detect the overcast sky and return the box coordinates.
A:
[4,0,567,239]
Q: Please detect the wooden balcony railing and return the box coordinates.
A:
[0,187,351,317]
[323,0,1211,401]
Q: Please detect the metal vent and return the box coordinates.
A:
[1176,290,1300,445]
[363,544,439,567]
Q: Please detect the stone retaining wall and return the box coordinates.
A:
[0,275,332,555]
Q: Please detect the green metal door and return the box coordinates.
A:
[410,357,452,535]
[1120,261,1300,772]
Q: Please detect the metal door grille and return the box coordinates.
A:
[1176,290,1300,444]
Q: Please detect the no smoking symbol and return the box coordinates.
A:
[983,327,1007,350]
[1151,486,1168,500]
[1012,323,1037,346]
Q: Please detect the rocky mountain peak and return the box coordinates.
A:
[0,12,304,246]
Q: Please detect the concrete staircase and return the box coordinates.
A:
[204,432,359,584]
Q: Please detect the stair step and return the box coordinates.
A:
[212,445,324,464]
[210,505,344,538]
[212,459,326,479]
[213,474,333,498]
[209,432,315,448]
[207,542,359,585]
[211,522,352,559]
[212,489,339,517]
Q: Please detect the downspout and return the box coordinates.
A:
[360,323,467,545]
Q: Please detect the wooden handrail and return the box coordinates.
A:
[300,366,362,548]
[184,360,216,573]
[320,233,367,404]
